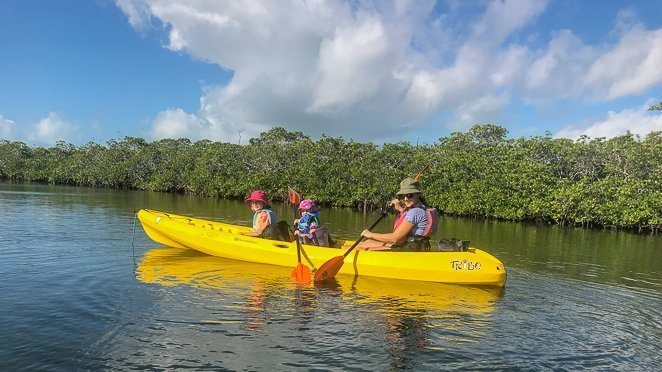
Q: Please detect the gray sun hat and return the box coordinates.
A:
[396,177,421,195]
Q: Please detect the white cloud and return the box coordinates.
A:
[150,108,204,140]
[453,95,509,129]
[1,114,15,139]
[584,27,662,99]
[29,112,79,145]
[525,30,597,98]
[311,17,392,111]
[149,107,239,142]
[555,103,662,139]
[117,0,662,140]
[115,0,153,29]
[524,24,662,102]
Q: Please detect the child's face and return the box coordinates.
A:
[250,201,264,212]
[301,210,308,216]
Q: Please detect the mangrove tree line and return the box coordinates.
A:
[1,125,660,233]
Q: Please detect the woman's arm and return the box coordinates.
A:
[255,210,270,234]
[361,221,413,244]
[241,211,270,236]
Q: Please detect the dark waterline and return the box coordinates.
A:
[1,182,660,370]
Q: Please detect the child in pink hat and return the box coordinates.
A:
[293,199,320,243]
[240,190,277,237]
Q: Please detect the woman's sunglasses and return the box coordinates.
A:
[400,193,415,199]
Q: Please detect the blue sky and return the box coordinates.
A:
[0,0,660,146]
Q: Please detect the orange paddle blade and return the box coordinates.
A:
[291,263,311,284]
[287,186,302,207]
[313,256,345,282]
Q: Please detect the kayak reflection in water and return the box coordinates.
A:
[357,177,439,252]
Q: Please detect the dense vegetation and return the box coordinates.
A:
[1,125,660,233]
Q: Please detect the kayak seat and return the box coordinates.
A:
[309,227,335,247]
[260,220,295,242]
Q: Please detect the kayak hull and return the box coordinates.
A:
[137,209,507,287]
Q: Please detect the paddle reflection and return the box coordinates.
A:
[136,247,503,355]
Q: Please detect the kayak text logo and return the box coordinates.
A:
[450,260,481,271]
[234,237,257,244]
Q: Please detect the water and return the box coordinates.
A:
[1,182,660,370]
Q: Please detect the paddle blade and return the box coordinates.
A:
[287,186,302,208]
[291,263,311,284]
[313,256,345,282]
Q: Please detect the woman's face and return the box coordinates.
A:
[401,193,420,208]
[250,201,264,212]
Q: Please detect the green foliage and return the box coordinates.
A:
[0,125,659,233]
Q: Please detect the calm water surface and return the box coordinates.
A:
[1,182,660,370]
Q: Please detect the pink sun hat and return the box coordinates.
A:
[298,199,317,211]
[245,190,268,205]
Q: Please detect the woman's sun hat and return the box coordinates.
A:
[396,177,421,195]
[245,190,269,205]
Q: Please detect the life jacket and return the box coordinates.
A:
[393,205,439,238]
[296,212,319,235]
[253,208,276,233]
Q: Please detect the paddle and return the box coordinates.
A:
[288,187,311,284]
[290,226,312,283]
[288,186,302,209]
[313,164,430,282]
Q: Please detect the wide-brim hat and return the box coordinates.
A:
[245,190,268,205]
[396,177,421,195]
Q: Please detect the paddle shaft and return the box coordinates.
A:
[291,204,302,263]
[296,235,302,262]
[342,205,394,258]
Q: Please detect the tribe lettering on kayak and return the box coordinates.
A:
[450,259,481,271]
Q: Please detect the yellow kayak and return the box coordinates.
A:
[137,209,507,287]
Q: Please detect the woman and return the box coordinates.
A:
[357,177,435,251]
[240,190,277,237]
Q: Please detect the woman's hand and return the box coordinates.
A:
[391,198,404,212]
[294,230,300,236]
[361,229,372,239]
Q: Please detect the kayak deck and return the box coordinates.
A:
[137,209,507,287]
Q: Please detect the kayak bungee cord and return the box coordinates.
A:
[143,208,193,222]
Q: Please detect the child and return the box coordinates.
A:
[240,190,276,237]
[293,199,319,243]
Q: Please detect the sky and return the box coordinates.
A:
[0,0,661,146]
